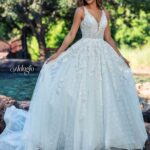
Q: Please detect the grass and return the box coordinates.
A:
[120,44,150,69]
[134,75,150,83]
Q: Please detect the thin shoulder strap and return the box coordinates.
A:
[102,9,106,18]
[102,9,108,23]
[101,10,104,19]
[83,6,87,14]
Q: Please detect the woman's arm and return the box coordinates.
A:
[56,7,84,54]
[46,7,84,63]
[103,9,130,67]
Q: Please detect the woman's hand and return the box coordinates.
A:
[121,56,130,68]
[46,52,62,64]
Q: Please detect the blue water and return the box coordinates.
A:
[0,72,149,101]
[0,73,39,101]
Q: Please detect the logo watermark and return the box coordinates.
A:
[10,65,35,75]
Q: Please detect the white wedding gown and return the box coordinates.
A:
[0,7,148,150]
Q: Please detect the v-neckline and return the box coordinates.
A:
[84,6,103,26]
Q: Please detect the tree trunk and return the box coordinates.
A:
[36,28,50,61]
[37,35,46,61]
[21,26,31,59]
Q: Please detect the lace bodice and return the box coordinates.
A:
[80,6,107,39]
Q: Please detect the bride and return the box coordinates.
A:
[0,0,148,150]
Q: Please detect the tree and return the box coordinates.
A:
[103,0,150,48]
[0,0,65,60]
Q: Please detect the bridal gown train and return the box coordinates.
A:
[0,7,148,150]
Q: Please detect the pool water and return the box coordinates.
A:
[0,73,39,101]
[0,73,149,101]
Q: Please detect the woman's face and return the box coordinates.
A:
[85,0,96,4]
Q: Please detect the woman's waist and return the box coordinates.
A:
[81,32,104,40]
[81,36,104,41]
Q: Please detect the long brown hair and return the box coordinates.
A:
[76,0,103,10]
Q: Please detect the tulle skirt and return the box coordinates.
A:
[0,38,148,150]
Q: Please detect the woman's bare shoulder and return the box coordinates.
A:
[74,6,84,19]
[75,6,84,14]
[76,6,84,11]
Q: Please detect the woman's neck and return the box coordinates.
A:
[87,1,98,10]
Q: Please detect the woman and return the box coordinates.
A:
[0,0,148,150]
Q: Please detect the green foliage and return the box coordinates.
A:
[115,10,149,48]
[45,20,68,48]
[103,0,150,48]
[27,36,40,61]
[0,23,9,40]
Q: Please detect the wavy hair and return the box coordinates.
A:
[76,0,103,10]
